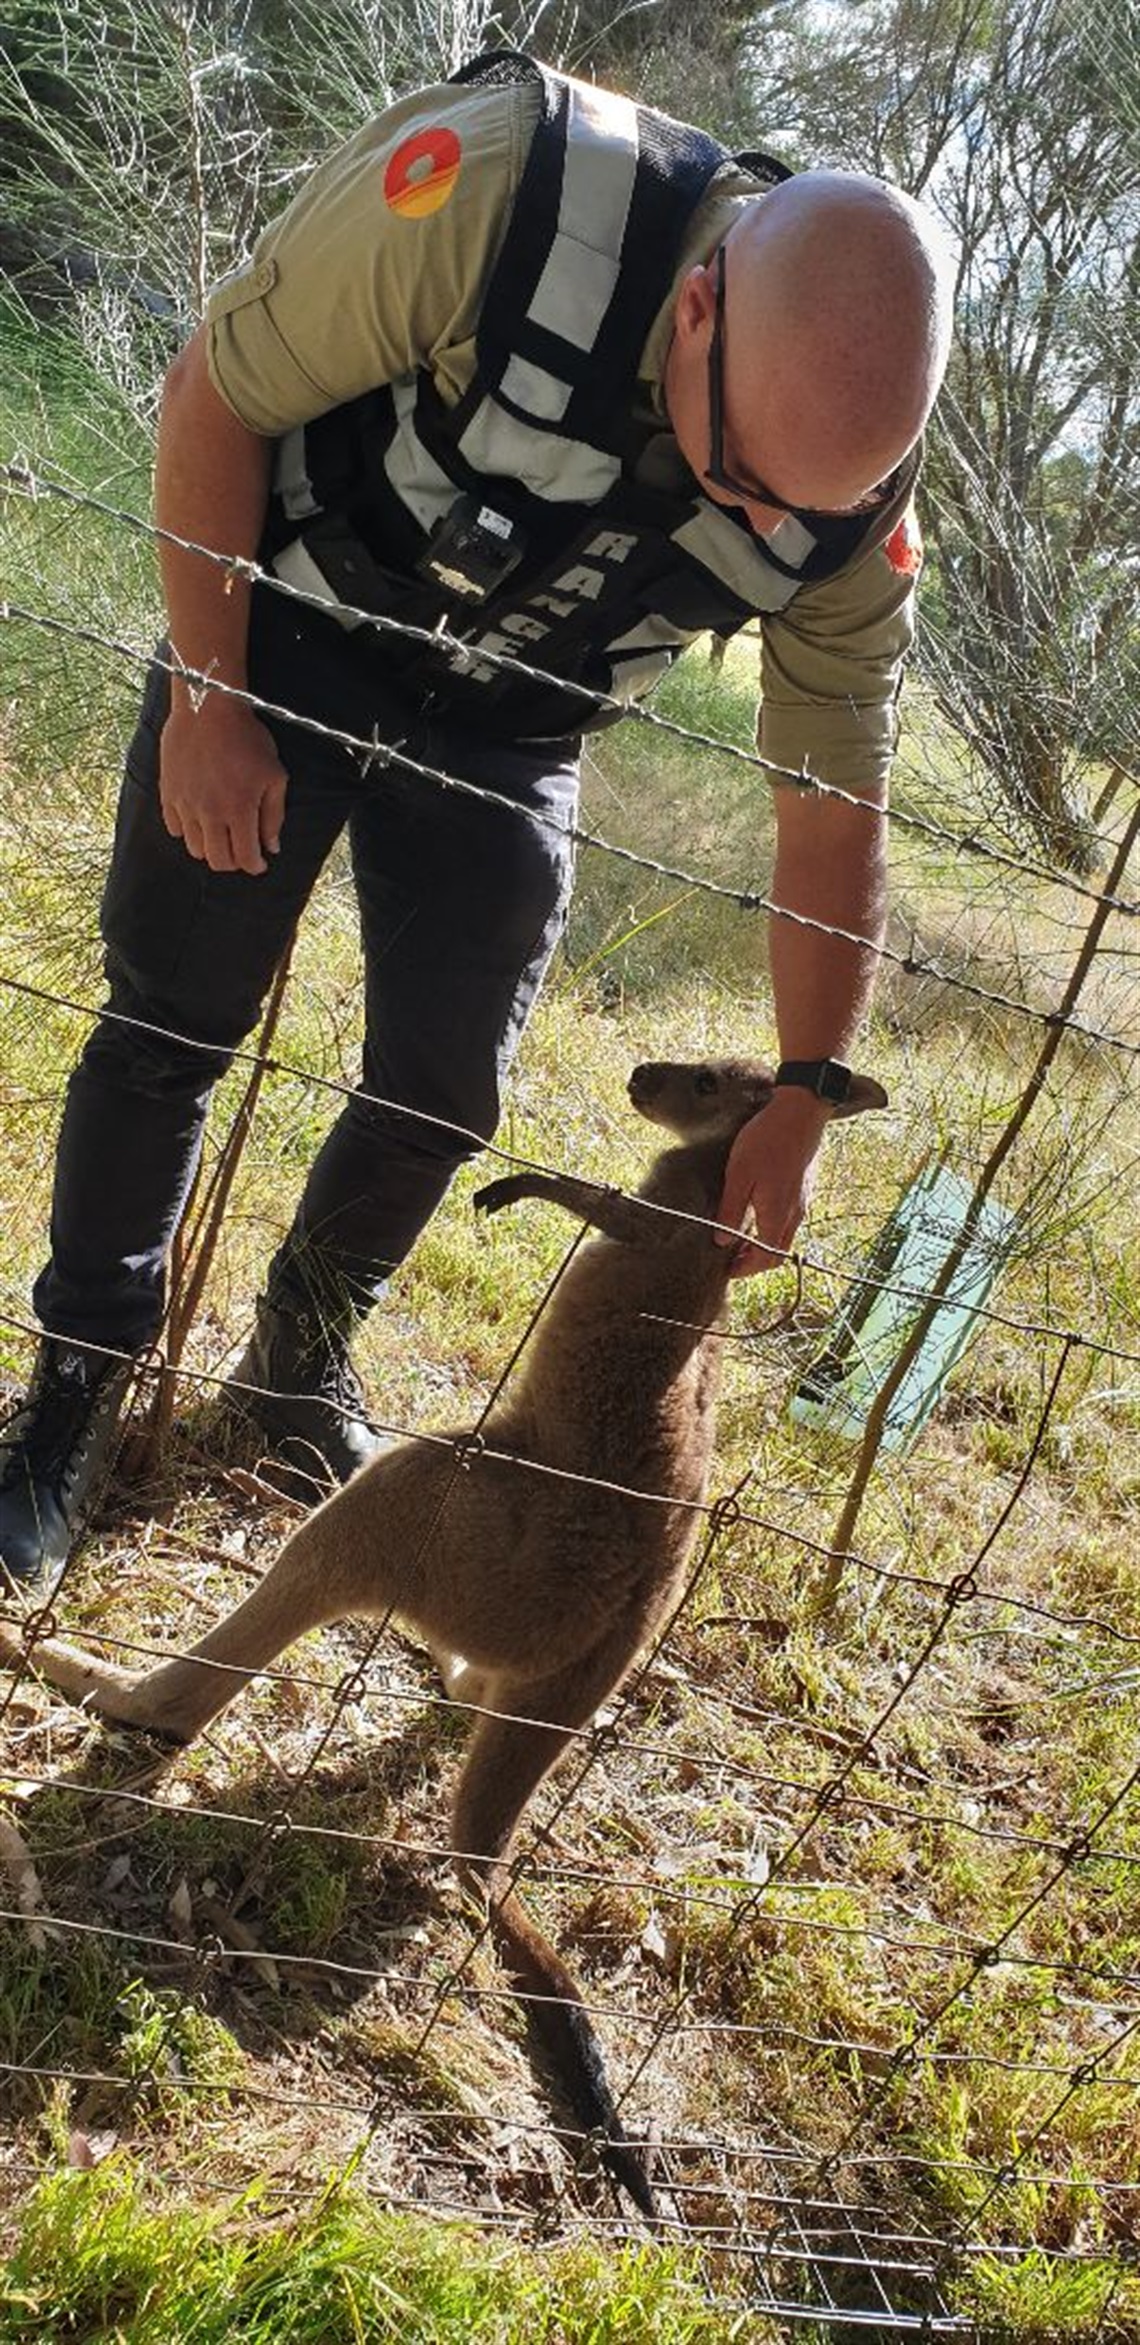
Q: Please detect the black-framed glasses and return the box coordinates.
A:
[705,243,900,531]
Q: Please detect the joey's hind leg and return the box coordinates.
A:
[450,1613,646,1904]
[0,1440,445,1744]
[0,1502,356,1744]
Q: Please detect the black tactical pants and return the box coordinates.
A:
[33,588,579,1351]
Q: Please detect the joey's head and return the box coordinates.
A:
[628,1058,776,1142]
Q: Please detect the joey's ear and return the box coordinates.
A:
[831,1075,889,1119]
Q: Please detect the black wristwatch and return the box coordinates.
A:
[775,1057,855,1105]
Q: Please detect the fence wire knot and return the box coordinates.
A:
[708,1491,744,1534]
[134,1341,167,1395]
[20,1606,59,1650]
[333,1666,371,1709]
[451,1433,486,1470]
[572,2123,611,2186]
[948,1569,980,1605]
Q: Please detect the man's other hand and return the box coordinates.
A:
[160,695,287,876]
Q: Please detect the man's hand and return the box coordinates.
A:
[160,695,288,876]
[715,1086,830,1278]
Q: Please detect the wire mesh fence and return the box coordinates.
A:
[2,467,1140,2337]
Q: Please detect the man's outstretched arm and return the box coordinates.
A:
[717,777,887,1275]
[715,516,918,1276]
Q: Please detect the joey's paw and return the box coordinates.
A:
[473,1177,524,1217]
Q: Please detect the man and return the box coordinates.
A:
[0,50,953,1593]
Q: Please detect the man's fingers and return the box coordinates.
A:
[714,1184,782,1278]
[727,1234,784,1281]
[714,1180,750,1247]
[159,708,287,876]
[718,1184,796,1280]
[225,802,269,875]
[164,789,284,875]
[260,772,287,859]
[227,832,268,876]
[180,816,207,863]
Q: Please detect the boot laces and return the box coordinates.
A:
[304,1327,367,1420]
[0,1347,123,1496]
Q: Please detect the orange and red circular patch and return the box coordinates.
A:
[383,126,462,219]
[885,510,923,577]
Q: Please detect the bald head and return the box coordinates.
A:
[665,168,955,520]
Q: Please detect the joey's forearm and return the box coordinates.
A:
[154,327,273,721]
[475,1172,667,1247]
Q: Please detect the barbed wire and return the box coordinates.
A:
[592,1341,1137,2105]
[13,1655,1140,1872]
[5,1729,1140,2008]
[4,460,1138,921]
[7,2052,1123,2340]
[3,606,1139,1063]
[3,1770,1136,2077]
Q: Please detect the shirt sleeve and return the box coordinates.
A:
[758,508,922,799]
[204,80,539,435]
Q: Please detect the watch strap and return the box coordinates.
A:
[775,1057,853,1105]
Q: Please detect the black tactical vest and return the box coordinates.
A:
[263,50,912,741]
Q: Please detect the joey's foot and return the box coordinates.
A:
[0,1621,190,1746]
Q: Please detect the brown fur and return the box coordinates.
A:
[0,1057,884,2218]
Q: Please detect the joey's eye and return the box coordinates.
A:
[694,1070,719,1095]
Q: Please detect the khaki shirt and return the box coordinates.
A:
[206,78,917,795]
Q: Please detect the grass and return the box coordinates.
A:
[1,2162,738,2343]
[3,308,1140,2340]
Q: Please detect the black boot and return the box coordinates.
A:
[224,1296,381,1493]
[0,1340,135,1596]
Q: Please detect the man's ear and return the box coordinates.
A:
[831,1075,889,1119]
[672,260,716,347]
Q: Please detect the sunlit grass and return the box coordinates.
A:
[1,2162,739,2344]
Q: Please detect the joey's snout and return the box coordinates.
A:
[628,1062,666,1110]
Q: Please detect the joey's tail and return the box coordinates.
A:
[491,1885,659,2225]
